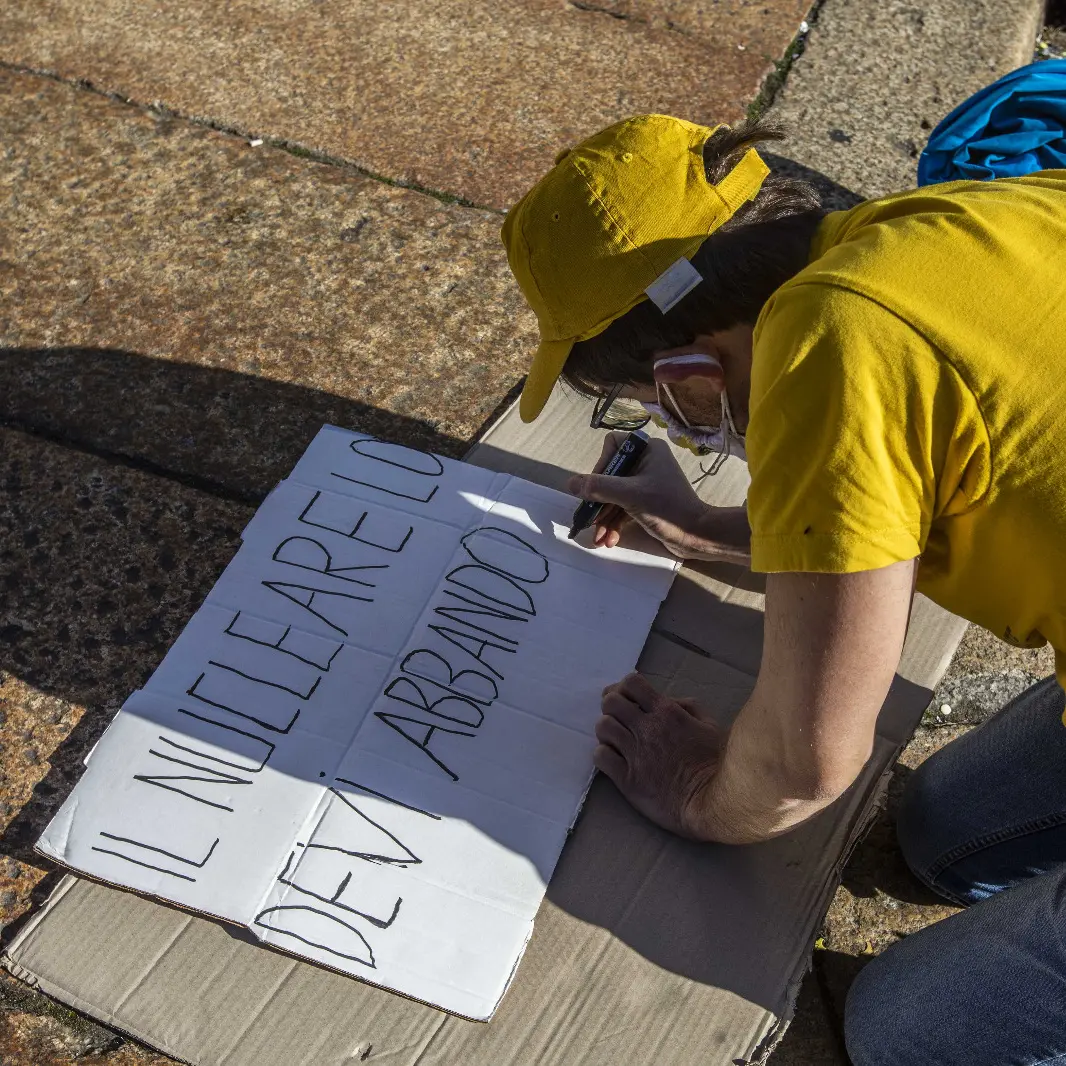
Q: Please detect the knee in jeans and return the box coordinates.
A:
[844,955,904,1066]
[895,751,965,888]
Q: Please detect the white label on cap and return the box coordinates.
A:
[645,257,703,313]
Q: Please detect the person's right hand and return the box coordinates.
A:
[567,433,714,558]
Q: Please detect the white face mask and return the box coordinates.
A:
[640,354,746,476]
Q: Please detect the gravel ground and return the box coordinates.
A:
[1036,2,1066,57]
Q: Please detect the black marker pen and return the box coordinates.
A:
[568,430,649,541]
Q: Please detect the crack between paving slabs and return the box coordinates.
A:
[0,61,502,214]
[0,415,265,507]
[745,0,827,122]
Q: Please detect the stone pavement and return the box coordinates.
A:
[768,0,1042,202]
[0,68,535,486]
[0,0,1053,1061]
[0,0,809,210]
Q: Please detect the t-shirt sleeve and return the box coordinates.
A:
[747,282,984,574]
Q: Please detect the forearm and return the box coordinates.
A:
[680,505,751,565]
[694,696,872,845]
[697,744,834,845]
[593,568,909,846]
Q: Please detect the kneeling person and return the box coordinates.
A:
[503,114,1066,1066]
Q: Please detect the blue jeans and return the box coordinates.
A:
[845,676,1066,1066]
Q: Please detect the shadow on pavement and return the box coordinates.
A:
[0,345,527,500]
[764,152,866,212]
[0,350,777,1006]
[839,762,951,907]
[3,346,785,1006]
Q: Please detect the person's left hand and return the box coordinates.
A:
[593,673,724,840]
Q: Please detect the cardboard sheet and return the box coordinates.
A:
[32,424,678,1020]
[4,391,968,1064]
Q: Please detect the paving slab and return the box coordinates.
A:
[0,426,250,937]
[769,0,1042,200]
[573,0,810,56]
[828,626,1060,998]
[0,0,810,210]
[822,726,969,956]
[929,622,1057,725]
[811,723,971,1032]
[802,727,971,1037]
[0,67,539,496]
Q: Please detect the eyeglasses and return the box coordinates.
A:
[589,383,651,431]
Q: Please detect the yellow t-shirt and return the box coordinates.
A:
[747,173,1066,685]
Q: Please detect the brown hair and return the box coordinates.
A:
[562,120,825,396]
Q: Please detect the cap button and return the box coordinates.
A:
[621,151,634,163]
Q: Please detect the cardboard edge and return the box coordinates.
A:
[2,876,198,1066]
[743,738,912,1065]
[25,859,504,1024]
[1,969,198,1066]
[2,873,79,961]
[30,847,248,931]
[2,964,198,1066]
[6,872,508,1031]
[465,395,524,457]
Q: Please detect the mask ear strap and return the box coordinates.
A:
[691,392,733,485]
[692,452,728,485]
[721,387,741,438]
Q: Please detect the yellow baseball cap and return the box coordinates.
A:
[502,114,770,422]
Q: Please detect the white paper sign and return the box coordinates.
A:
[37,426,677,1019]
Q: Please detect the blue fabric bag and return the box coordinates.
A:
[918,59,1066,185]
